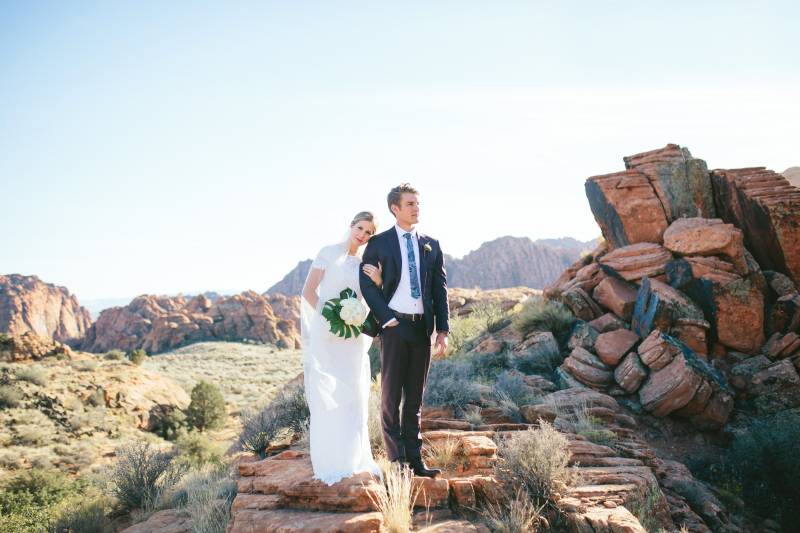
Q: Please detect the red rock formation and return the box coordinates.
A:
[585,170,669,248]
[0,274,91,347]
[711,167,800,284]
[81,291,301,354]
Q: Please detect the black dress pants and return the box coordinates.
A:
[379,315,432,461]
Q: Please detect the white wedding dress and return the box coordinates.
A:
[300,242,382,485]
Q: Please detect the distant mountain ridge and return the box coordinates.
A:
[266,235,598,296]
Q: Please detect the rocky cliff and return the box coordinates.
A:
[80,291,302,354]
[0,274,92,347]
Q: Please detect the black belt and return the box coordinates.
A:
[393,311,424,322]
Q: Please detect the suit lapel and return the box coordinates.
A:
[387,229,402,295]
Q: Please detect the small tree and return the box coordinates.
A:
[186,381,227,432]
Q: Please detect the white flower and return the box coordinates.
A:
[339,297,367,326]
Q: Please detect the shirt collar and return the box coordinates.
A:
[395,223,419,239]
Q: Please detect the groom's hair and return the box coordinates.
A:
[387,183,419,216]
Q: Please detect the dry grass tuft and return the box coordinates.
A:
[369,457,420,533]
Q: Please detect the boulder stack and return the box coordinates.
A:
[548,144,800,429]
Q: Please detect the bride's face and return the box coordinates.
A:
[350,220,376,247]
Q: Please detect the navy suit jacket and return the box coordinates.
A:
[359,227,449,338]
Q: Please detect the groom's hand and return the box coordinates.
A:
[432,332,448,358]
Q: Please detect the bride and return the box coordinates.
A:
[300,211,384,484]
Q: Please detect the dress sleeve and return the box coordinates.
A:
[311,245,329,270]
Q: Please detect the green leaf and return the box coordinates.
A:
[340,287,357,300]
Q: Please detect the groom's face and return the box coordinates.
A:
[392,193,420,225]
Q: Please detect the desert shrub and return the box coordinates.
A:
[493,370,539,408]
[0,468,88,532]
[175,431,223,468]
[494,390,523,423]
[464,408,484,428]
[470,301,507,333]
[186,380,227,432]
[423,359,482,415]
[111,440,187,512]
[151,404,188,441]
[0,384,23,408]
[178,465,236,533]
[13,365,49,386]
[495,421,574,506]
[567,401,617,446]
[71,359,99,372]
[48,495,113,533]
[512,337,562,375]
[236,384,309,458]
[448,301,506,356]
[1,468,80,508]
[708,410,800,531]
[513,296,576,344]
[627,485,665,533]
[480,487,545,533]
[104,349,126,361]
[128,348,148,365]
[469,351,511,381]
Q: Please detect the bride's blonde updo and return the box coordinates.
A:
[351,211,377,229]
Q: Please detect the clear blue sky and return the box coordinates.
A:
[2,1,798,303]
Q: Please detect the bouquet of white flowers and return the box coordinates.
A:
[321,288,369,338]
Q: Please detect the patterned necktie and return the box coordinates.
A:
[403,232,421,299]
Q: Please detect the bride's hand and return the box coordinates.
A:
[362,262,382,287]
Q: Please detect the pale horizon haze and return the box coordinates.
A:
[1,1,798,305]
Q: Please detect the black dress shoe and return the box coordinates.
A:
[405,456,441,478]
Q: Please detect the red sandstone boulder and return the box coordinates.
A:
[561,347,615,390]
[623,144,716,222]
[599,243,673,283]
[585,170,670,249]
[711,167,800,284]
[637,332,733,428]
[662,218,748,275]
[589,312,627,333]
[593,277,639,321]
[614,352,648,393]
[595,329,640,366]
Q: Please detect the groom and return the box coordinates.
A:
[359,183,450,478]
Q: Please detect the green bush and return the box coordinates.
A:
[0,468,87,533]
[175,432,223,468]
[151,404,188,441]
[0,384,23,408]
[512,296,576,345]
[111,440,187,512]
[186,381,227,432]
[128,348,148,365]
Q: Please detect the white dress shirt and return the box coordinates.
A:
[384,223,424,326]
